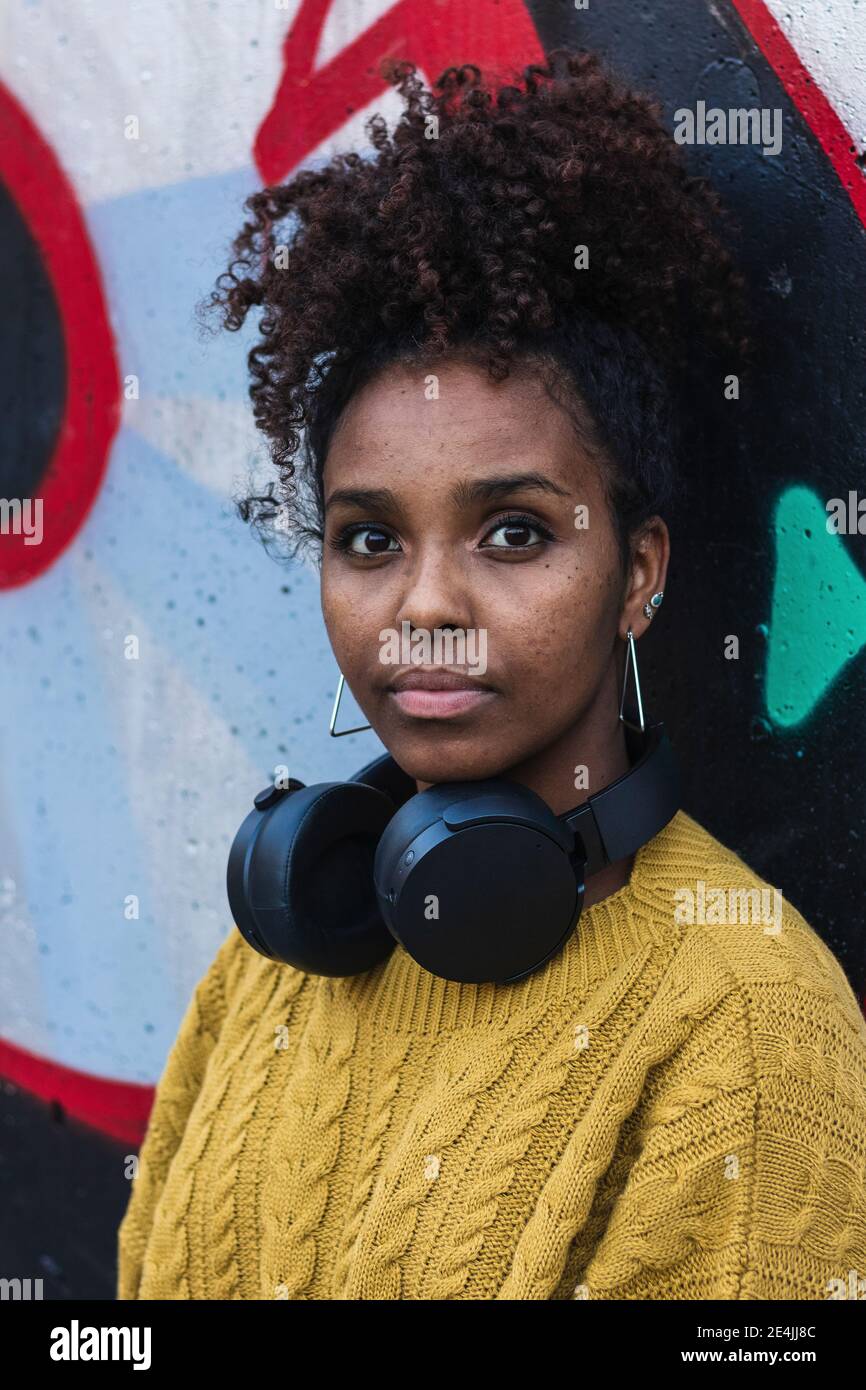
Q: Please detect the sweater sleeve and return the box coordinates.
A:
[575,935,866,1301]
[116,930,240,1299]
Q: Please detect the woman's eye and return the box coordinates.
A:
[481,517,550,548]
[345,526,400,555]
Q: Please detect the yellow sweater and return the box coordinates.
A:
[117,809,866,1300]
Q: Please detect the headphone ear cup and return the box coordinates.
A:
[373,780,584,984]
[229,781,397,975]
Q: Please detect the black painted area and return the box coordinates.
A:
[0,1081,131,1300]
[0,181,66,498]
[527,0,866,997]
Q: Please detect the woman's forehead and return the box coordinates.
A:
[324,358,590,477]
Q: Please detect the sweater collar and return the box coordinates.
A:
[333,809,691,1035]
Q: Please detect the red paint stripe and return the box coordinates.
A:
[0,1037,153,1146]
[0,82,121,589]
[730,0,866,228]
[255,0,544,184]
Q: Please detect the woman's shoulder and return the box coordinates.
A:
[651,808,866,1057]
[594,809,866,1299]
[185,923,308,1041]
[571,809,866,1300]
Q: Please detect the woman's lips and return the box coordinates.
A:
[389,687,496,718]
[385,669,497,720]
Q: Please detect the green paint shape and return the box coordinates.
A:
[766,486,866,728]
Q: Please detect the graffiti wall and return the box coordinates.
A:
[1,0,864,1294]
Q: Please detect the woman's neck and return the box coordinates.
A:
[414,696,637,911]
[498,704,635,909]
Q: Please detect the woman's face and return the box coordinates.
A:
[320,356,667,788]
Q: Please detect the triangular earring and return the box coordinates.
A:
[329,672,372,737]
[619,628,646,734]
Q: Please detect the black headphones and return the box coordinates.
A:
[226,720,680,986]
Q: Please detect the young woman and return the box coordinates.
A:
[118,52,866,1300]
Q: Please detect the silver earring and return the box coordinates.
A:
[643,590,664,621]
[619,627,646,734]
[329,672,372,737]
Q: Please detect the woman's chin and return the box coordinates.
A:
[385,737,520,788]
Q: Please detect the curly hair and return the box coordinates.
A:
[202,49,751,564]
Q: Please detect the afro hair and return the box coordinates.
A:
[203,49,751,563]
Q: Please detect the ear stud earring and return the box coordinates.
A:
[643,591,664,621]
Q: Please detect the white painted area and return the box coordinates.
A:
[0,0,296,201]
[317,0,396,68]
[125,395,268,500]
[764,0,866,142]
[1,0,425,209]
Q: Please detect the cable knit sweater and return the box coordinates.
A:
[117,809,866,1300]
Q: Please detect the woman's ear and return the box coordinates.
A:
[619,516,670,639]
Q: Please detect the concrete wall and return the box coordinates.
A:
[1,0,864,1294]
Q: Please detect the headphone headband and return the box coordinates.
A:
[350,722,679,879]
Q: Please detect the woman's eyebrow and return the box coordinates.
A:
[324,486,399,513]
[323,472,569,515]
[451,472,571,507]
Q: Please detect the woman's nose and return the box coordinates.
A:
[393,549,472,637]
